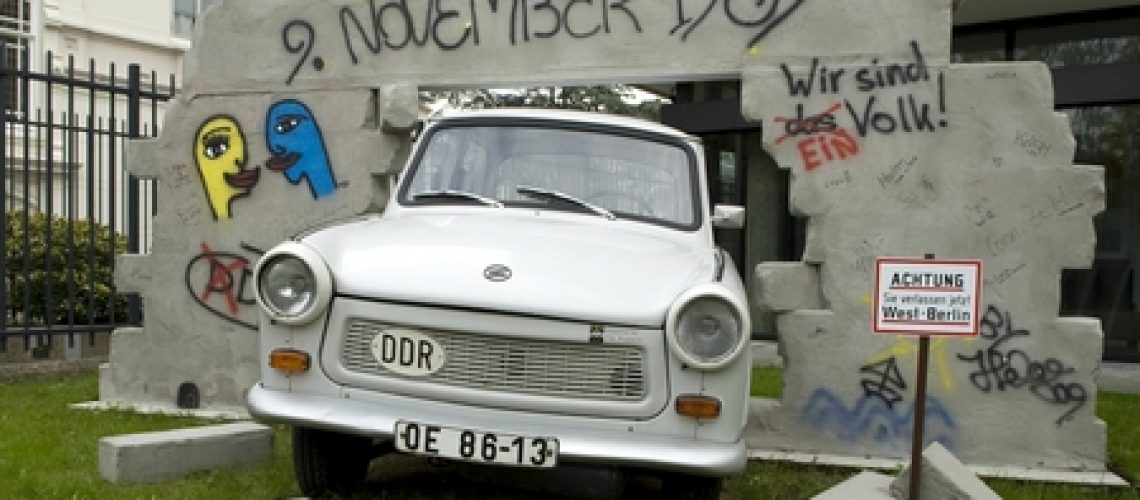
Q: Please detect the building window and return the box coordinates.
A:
[1061,105,1140,358]
[0,0,31,114]
[1014,17,1140,67]
[952,31,1005,63]
[173,0,221,39]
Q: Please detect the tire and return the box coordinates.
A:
[292,426,374,497]
[661,473,724,500]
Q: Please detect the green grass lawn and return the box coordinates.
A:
[0,372,297,499]
[0,368,1135,499]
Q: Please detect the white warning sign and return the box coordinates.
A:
[873,258,982,336]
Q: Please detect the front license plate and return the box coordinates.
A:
[394,421,558,468]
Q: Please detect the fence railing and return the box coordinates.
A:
[0,47,174,355]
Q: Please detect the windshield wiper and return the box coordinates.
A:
[516,185,616,221]
[413,189,503,208]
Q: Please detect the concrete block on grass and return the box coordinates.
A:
[890,442,1001,500]
[99,422,273,484]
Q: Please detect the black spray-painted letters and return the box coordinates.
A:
[779,41,949,138]
[282,0,807,85]
[956,305,1088,426]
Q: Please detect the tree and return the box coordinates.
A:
[4,211,131,325]
[425,85,664,121]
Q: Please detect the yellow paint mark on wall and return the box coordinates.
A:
[868,337,963,393]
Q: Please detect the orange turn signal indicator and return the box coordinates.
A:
[269,348,311,375]
[675,394,722,419]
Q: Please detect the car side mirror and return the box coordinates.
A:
[712,205,745,229]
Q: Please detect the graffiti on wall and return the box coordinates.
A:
[956,304,1088,426]
[859,356,907,409]
[985,184,1085,257]
[192,100,339,220]
[281,0,807,85]
[773,102,859,171]
[265,99,338,199]
[195,116,260,220]
[868,336,958,393]
[774,41,947,172]
[670,0,805,46]
[801,388,958,452]
[824,302,1088,454]
[184,100,338,326]
[808,334,963,452]
[185,242,264,330]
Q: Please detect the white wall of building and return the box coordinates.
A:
[40,0,189,77]
[6,0,194,251]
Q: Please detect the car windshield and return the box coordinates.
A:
[401,123,699,228]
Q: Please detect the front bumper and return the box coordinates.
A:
[247,384,746,476]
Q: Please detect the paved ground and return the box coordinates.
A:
[1098,360,1140,394]
[0,357,106,381]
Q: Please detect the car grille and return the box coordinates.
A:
[340,318,647,401]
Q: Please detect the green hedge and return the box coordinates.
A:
[4,211,131,326]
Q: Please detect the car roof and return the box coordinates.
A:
[427,108,697,142]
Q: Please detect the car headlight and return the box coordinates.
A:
[253,242,333,325]
[666,284,750,370]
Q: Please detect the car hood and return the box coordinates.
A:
[300,211,716,328]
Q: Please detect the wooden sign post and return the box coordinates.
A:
[873,254,982,500]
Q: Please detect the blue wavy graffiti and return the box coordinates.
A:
[801,388,958,452]
[265,99,337,199]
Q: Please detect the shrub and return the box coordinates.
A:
[4,211,132,326]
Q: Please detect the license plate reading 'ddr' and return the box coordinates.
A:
[395,421,558,468]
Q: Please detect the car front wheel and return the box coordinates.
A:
[292,426,374,497]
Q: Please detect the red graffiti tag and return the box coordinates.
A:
[774,102,861,171]
[186,242,262,330]
[796,128,860,171]
[199,242,250,316]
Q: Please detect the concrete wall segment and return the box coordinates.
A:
[180,0,950,94]
[739,6,1107,468]
[754,262,822,311]
[106,86,411,405]
[756,309,1107,470]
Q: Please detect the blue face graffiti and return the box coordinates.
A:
[264,99,337,199]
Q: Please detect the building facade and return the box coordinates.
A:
[1,0,197,123]
[1,0,199,247]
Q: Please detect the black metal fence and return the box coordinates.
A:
[0,47,174,355]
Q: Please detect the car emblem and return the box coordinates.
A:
[483,264,512,282]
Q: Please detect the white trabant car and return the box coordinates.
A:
[246,109,752,499]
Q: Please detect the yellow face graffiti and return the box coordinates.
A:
[194,116,260,220]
